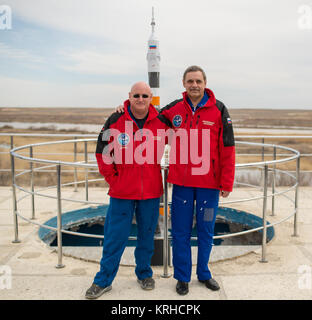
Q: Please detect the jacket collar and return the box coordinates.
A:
[182,88,217,111]
[123,99,159,123]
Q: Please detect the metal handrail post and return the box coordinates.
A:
[30,146,35,219]
[260,164,268,263]
[74,137,78,192]
[11,151,21,243]
[56,164,65,268]
[10,135,14,150]
[293,156,300,237]
[261,138,265,162]
[161,167,171,278]
[271,146,276,216]
[260,137,265,191]
[84,141,88,202]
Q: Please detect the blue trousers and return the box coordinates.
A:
[171,185,219,282]
[93,197,160,288]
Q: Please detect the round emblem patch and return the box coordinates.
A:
[172,115,182,127]
[117,133,130,146]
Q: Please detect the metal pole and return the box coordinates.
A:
[11,150,20,243]
[84,141,88,202]
[260,137,265,191]
[260,164,268,263]
[271,146,276,216]
[56,164,65,268]
[74,138,78,192]
[161,167,171,278]
[261,138,265,162]
[30,146,35,220]
[293,156,300,237]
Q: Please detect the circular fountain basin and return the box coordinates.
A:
[38,205,274,265]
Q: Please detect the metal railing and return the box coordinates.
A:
[7,135,301,276]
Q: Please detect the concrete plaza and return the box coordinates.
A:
[0,186,311,300]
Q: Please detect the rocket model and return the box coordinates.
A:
[147,7,160,110]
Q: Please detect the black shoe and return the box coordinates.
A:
[85,283,112,299]
[137,277,155,290]
[176,281,189,295]
[199,278,220,291]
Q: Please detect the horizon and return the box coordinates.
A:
[1,105,312,110]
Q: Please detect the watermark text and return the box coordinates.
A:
[0,265,12,290]
[101,123,211,175]
[298,265,311,290]
[298,4,312,30]
[0,5,12,30]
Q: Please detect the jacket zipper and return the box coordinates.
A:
[190,110,201,128]
[182,107,202,184]
[196,115,200,127]
[182,111,192,185]
[184,114,188,125]
[140,122,146,199]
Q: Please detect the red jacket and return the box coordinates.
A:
[95,100,169,199]
[160,88,235,191]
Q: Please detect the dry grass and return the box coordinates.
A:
[230,108,312,128]
[0,107,115,124]
[0,127,100,187]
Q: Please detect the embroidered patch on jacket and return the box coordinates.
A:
[117,133,130,146]
[202,120,215,126]
[172,114,182,127]
[227,117,232,125]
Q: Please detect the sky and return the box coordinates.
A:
[0,0,311,109]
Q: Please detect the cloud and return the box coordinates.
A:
[59,49,145,75]
[0,41,44,63]
[8,0,151,45]
[0,76,129,107]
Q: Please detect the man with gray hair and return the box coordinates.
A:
[160,65,235,295]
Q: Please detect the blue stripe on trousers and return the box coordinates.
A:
[93,197,160,288]
[171,184,219,282]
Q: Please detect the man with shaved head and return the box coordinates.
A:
[85,82,169,299]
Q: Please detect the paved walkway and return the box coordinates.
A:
[0,186,311,300]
